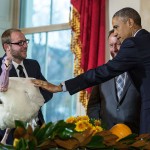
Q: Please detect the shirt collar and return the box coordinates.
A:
[134,29,142,37]
[12,61,24,70]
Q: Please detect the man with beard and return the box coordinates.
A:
[0,28,53,144]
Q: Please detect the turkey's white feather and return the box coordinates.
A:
[0,77,45,129]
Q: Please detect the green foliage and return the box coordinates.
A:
[86,135,106,149]
[15,120,27,129]
[0,143,14,150]
[1,120,150,150]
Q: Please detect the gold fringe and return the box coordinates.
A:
[70,7,89,108]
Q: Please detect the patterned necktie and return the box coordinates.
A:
[116,73,126,100]
[17,65,26,78]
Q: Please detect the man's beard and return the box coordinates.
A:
[11,50,27,61]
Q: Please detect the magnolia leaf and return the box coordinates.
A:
[58,127,74,139]
[79,133,93,147]
[15,120,27,129]
[131,140,147,148]
[33,126,40,136]
[50,120,66,138]
[15,138,28,150]
[86,135,106,149]
[37,139,57,149]
[118,133,138,142]
[97,130,113,136]
[113,142,129,149]
[73,129,93,144]
[13,126,26,139]
[27,140,37,150]
[55,138,79,150]
[27,124,33,135]
[0,143,14,150]
[43,123,56,139]
[51,121,75,139]
[135,133,150,140]
[144,143,150,149]
[103,134,118,142]
[34,122,53,143]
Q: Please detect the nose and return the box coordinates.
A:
[113,45,117,51]
[113,44,119,52]
[114,47,118,52]
[113,30,118,37]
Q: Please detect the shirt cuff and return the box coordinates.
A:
[61,82,67,92]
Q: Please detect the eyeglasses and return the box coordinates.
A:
[9,39,30,46]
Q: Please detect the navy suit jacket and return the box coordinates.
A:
[65,29,150,134]
[87,74,141,134]
[0,58,53,144]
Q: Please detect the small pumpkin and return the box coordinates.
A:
[110,123,132,141]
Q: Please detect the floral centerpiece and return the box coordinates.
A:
[0,116,150,150]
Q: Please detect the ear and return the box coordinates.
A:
[128,18,134,28]
[4,43,11,55]
[3,43,12,60]
[3,43,10,51]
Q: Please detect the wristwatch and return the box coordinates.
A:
[59,82,66,92]
[59,83,63,90]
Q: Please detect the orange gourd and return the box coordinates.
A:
[110,123,132,141]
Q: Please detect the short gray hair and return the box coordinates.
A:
[113,7,141,27]
[1,28,22,49]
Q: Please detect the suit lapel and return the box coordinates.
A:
[9,65,18,77]
[108,78,118,103]
[23,59,34,77]
[23,60,30,76]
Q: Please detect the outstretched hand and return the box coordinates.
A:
[31,79,63,93]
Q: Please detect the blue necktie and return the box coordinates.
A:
[116,73,126,100]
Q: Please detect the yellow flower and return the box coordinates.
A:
[66,116,76,123]
[13,138,19,147]
[76,116,89,122]
[86,122,93,130]
[91,126,97,135]
[95,126,103,132]
[94,120,101,126]
[75,120,89,132]
[91,126,103,136]
[66,116,103,135]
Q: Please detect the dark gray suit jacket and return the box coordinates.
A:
[87,74,141,134]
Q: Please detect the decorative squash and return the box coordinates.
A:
[110,123,132,141]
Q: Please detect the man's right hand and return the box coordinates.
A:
[31,79,63,93]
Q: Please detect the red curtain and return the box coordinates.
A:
[71,0,106,106]
[71,0,105,70]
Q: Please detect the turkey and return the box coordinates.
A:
[0,77,45,129]
[0,56,45,144]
